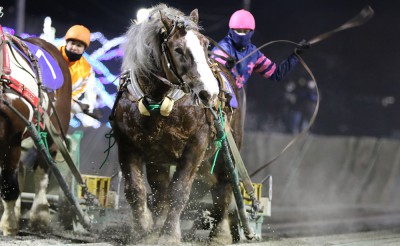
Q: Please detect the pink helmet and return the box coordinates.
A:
[229,9,255,30]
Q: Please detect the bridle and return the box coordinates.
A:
[158,17,191,93]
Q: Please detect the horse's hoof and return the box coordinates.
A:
[0,214,19,236]
[28,222,51,233]
[1,227,18,236]
[209,221,233,245]
[157,234,181,245]
[28,218,51,232]
[29,210,51,231]
[0,221,18,236]
[141,233,159,244]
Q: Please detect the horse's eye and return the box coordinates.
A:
[175,47,184,55]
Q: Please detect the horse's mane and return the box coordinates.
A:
[121,4,200,78]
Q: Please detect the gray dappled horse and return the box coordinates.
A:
[0,33,71,235]
[111,4,242,244]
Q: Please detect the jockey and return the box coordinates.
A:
[59,25,97,122]
[211,9,310,90]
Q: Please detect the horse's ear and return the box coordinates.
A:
[189,9,199,25]
[160,10,173,34]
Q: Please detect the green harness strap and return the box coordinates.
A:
[210,105,225,174]
[148,104,161,111]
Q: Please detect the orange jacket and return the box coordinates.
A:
[60,46,94,101]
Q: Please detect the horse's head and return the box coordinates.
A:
[159,9,219,108]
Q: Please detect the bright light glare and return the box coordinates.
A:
[136,8,151,23]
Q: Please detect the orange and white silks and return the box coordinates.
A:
[60,46,94,101]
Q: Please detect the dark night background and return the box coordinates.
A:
[2,0,400,138]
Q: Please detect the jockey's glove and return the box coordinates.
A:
[80,103,90,113]
[84,108,103,120]
[226,57,236,69]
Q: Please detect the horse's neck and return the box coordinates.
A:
[139,76,170,102]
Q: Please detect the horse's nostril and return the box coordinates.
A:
[198,90,211,104]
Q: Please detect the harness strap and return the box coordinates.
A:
[209,107,256,239]
[2,74,39,107]
[125,70,144,101]
[209,61,227,110]
[43,113,82,184]
[1,34,47,111]
[225,122,259,218]
[151,72,181,90]
[0,25,11,75]
[6,34,43,86]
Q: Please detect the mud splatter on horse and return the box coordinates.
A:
[111,4,242,244]
[0,29,71,235]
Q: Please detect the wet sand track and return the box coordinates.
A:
[2,209,400,245]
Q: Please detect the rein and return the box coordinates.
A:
[249,53,319,178]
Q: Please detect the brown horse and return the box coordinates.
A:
[0,31,71,235]
[111,4,242,244]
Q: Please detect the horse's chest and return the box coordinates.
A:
[141,120,180,142]
[128,116,203,156]
[116,99,215,161]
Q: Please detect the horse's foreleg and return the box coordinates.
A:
[119,151,153,238]
[0,169,20,236]
[146,164,170,229]
[159,142,207,243]
[0,199,18,236]
[30,141,59,230]
[17,138,35,222]
[29,164,50,230]
[14,162,26,227]
[0,149,22,236]
[209,172,234,245]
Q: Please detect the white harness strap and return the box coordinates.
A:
[126,69,144,101]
